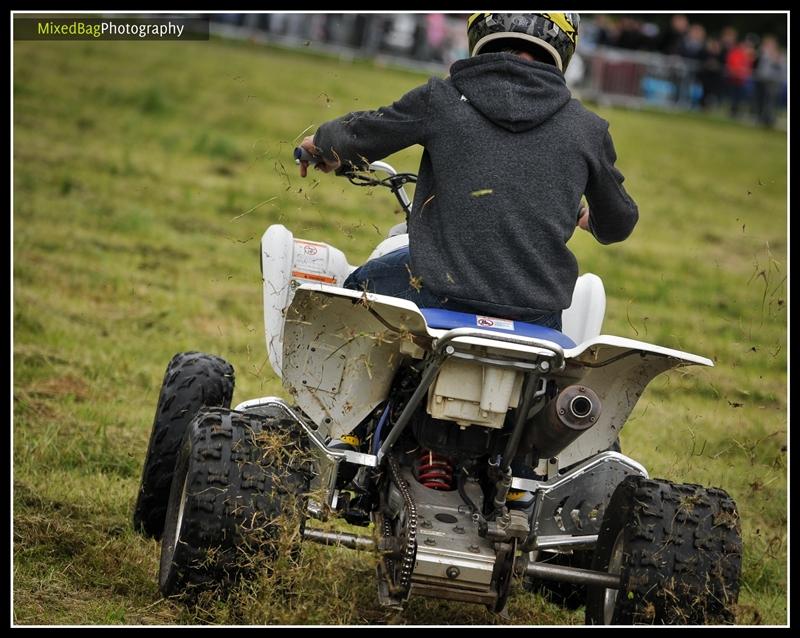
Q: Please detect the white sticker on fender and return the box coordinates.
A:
[476,315,515,330]
[293,240,329,273]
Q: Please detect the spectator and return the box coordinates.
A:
[678,23,707,60]
[714,27,739,108]
[616,17,646,50]
[658,14,689,55]
[424,13,447,62]
[410,16,428,60]
[382,14,417,55]
[725,34,757,118]
[593,15,620,48]
[752,35,786,127]
[718,25,739,59]
[639,21,662,51]
[698,37,725,109]
[442,17,469,66]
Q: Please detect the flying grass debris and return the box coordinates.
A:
[470,189,494,197]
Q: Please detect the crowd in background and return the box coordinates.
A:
[587,14,787,127]
[211,13,787,129]
[214,13,471,66]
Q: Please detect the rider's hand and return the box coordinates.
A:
[298,135,341,177]
[577,205,590,231]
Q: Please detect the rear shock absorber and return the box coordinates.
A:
[415,449,455,491]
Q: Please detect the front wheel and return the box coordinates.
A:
[158,407,310,597]
[133,352,235,539]
[585,476,742,625]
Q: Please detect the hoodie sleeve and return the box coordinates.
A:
[584,127,639,244]
[312,80,432,173]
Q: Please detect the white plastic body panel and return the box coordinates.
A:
[561,273,606,344]
[554,336,713,467]
[281,285,429,440]
[367,233,409,261]
[261,225,352,378]
[279,283,712,469]
[388,222,408,237]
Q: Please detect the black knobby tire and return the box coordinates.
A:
[585,475,742,625]
[133,352,235,539]
[158,407,310,597]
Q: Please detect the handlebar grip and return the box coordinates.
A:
[294,146,319,165]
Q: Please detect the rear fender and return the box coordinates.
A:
[281,285,429,440]
[281,284,714,465]
[555,336,713,467]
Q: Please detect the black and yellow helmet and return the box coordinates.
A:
[467,12,580,72]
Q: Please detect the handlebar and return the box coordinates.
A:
[294,146,319,166]
[293,146,416,217]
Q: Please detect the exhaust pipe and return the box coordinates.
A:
[530,385,601,458]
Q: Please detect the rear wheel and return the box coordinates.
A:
[585,476,742,625]
[133,352,234,539]
[158,407,310,597]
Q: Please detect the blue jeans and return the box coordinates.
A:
[343,247,562,330]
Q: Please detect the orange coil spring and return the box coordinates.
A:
[415,449,454,491]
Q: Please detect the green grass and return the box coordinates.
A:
[13,37,787,625]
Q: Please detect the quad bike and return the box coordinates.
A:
[133,153,742,624]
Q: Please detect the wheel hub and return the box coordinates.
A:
[603,530,625,624]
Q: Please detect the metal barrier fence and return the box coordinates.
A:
[576,46,702,110]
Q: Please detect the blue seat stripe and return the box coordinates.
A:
[419,308,576,349]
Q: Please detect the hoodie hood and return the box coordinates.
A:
[450,53,572,132]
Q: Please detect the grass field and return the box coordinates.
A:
[13,36,787,625]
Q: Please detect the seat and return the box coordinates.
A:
[560,273,606,345]
[419,307,577,349]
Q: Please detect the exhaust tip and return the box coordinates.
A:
[554,385,602,430]
[531,384,603,458]
[569,395,594,419]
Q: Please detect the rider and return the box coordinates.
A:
[297,13,639,331]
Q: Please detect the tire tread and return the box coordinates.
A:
[133,352,235,539]
[586,475,742,624]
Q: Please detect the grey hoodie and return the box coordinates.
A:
[313,53,639,320]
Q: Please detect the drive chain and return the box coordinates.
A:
[385,454,418,595]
